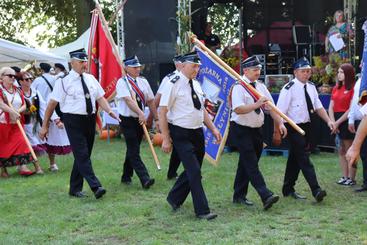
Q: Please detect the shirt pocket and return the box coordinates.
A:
[290,99,304,108]
[89,85,97,98]
[177,89,189,105]
[66,86,76,97]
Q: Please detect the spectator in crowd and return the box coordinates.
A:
[32,62,72,172]
[11,66,22,87]
[201,22,221,52]
[0,67,34,177]
[19,71,47,174]
[325,10,354,59]
[348,69,367,191]
[54,63,67,79]
[328,63,356,185]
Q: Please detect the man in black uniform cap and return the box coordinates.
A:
[40,49,119,199]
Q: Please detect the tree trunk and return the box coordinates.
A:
[75,0,95,36]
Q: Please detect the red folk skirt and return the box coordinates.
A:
[0,123,34,167]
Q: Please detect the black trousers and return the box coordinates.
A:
[119,116,150,185]
[167,147,181,178]
[167,124,210,216]
[63,113,101,194]
[282,123,321,196]
[355,120,367,186]
[230,122,273,202]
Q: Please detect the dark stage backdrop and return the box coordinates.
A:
[124,0,177,92]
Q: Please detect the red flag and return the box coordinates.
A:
[88,11,122,101]
[88,10,124,130]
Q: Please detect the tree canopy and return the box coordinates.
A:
[0,0,114,48]
[0,0,238,50]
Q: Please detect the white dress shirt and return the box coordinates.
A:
[348,78,363,123]
[31,73,56,101]
[359,102,367,117]
[230,76,274,128]
[159,71,205,129]
[157,70,179,95]
[115,76,154,117]
[277,78,323,124]
[50,69,105,115]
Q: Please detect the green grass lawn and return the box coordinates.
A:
[1,137,367,245]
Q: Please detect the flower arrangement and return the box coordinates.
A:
[29,105,37,113]
[311,54,349,89]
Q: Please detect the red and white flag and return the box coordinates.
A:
[88,10,123,101]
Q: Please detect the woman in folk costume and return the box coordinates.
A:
[43,79,72,172]
[19,71,49,174]
[0,67,35,177]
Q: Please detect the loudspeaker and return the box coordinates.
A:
[292,25,311,45]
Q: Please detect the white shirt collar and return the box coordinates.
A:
[69,69,82,78]
[294,77,307,86]
[241,75,256,84]
[178,71,191,84]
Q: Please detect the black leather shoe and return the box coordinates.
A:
[166,197,180,211]
[69,191,87,198]
[196,212,218,220]
[94,187,106,199]
[121,179,132,185]
[142,178,155,189]
[354,185,367,192]
[233,198,254,206]
[167,174,178,180]
[263,195,279,210]
[286,192,307,200]
[314,189,327,202]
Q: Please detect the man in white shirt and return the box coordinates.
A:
[32,63,56,104]
[154,55,183,180]
[277,57,334,202]
[230,55,286,210]
[115,55,158,189]
[39,49,119,199]
[159,51,221,220]
[54,63,68,80]
[347,77,367,192]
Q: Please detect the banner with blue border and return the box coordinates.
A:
[195,46,237,165]
[359,20,367,105]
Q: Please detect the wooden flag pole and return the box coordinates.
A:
[190,34,305,136]
[94,3,161,170]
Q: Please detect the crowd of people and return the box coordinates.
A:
[0,62,71,178]
[1,10,367,220]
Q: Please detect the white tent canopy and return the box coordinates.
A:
[50,28,90,59]
[0,38,68,69]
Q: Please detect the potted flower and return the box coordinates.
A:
[311,54,349,93]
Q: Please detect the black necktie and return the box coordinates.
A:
[304,84,314,120]
[80,74,93,115]
[250,82,261,114]
[189,80,201,110]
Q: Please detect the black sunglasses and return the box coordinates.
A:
[23,78,33,81]
[4,74,16,79]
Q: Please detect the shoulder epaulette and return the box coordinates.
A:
[308,81,315,86]
[285,81,295,90]
[139,75,147,80]
[166,72,176,78]
[170,75,180,84]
